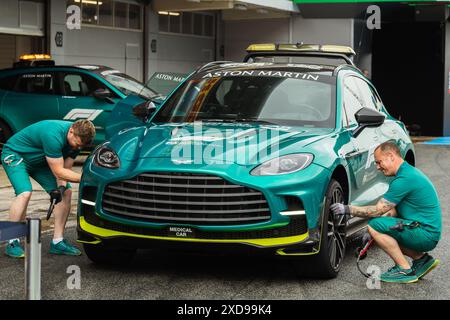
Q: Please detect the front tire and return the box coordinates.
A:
[83,243,136,266]
[294,179,347,279]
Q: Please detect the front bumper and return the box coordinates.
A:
[77,215,320,256]
[77,156,330,255]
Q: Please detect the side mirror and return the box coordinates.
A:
[132,101,157,123]
[352,107,385,138]
[93,88,115,104]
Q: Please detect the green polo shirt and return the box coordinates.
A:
[383,161,441,240]
[4,120,80,167]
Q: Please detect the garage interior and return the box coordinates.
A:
[0,34,45,69]
[371,5,446,137]
[0,0,46,69]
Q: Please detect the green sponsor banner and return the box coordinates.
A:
[293,0,449,3]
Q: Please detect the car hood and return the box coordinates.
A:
[112,122,333,165]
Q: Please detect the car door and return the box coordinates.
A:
[353,77,405,196]
[2,71,59,132]
[57,71,119,144]
[342,75,381,206]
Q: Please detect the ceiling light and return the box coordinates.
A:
[74,0,103,5]
[234,3,248,11]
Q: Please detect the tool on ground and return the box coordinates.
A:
[355,231,375,278]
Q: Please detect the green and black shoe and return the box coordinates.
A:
[380,265,418,284]
[50,239,82,256]
[5,240,25,258]
[412,253,440,279]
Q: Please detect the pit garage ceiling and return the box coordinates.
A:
[152,0,300,20]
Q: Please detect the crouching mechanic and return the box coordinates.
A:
[1,119,96,258]
[331,142,441,284]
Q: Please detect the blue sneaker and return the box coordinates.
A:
[380,265,418,284]
[50,239,82,256]
[5,240,25,258]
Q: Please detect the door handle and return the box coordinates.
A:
[344,149,360,158]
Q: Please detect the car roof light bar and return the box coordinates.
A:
[246,43,356,57]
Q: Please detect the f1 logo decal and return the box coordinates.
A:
[64,109,103,121]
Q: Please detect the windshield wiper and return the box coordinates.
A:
[199,118,275,124]
[199,118,236,123]
[235,118,275,124]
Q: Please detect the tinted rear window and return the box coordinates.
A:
[0,75,19,91]
[15,73,56,95]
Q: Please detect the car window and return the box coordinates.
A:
[154,73,336,128]
[260,78,332,122]
[99,70,156,99]
[146,72,187,97]
[15,72,56,95]
[62,72,107,97]
[343,76,364,127]
[0,75,19,91]
[215,79,233,105]
[370,87,384,111]
[353,77,380,111]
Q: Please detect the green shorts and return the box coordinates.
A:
[368,216,439,253]
[1,149,71,196]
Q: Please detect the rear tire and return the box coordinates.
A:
[83,243,136,266]
[294,179,347,279]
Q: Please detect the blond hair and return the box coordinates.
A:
[71,120,96,145]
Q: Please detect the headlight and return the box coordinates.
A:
[94,146,120,169]
[251,153,314,176]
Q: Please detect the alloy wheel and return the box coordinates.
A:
[327,188,347,271]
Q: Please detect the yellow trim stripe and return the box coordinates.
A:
[77,240,101,245]
[275,248,319,256]
[79,217,309,248]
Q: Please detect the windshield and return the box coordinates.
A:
[153,72,336,128]
[99,70,157,99]
[145,72,187,97]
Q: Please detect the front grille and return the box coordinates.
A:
[102,172,271,225]
[84,209,308,240]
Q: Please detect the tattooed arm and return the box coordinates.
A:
[349,198,396,218]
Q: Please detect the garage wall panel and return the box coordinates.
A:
[50,0,144,81]
[158,34,215,73]
[20,1,43,29]
[146,10,216,77]
[224,18,290,62]
[291,17,353,46]
[223,16,353,63]
[0,35,16,69]
[0,0,45,36]
[0,0,20,29]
